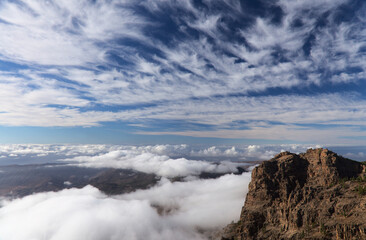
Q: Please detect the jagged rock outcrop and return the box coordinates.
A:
[223,148,366,240]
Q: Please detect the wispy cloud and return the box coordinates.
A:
[0,0,366,143]
[0,0,145,65]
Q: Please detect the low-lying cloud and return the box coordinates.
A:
[0,172,252,240]
[62,150,247,178]
[59,144,322,178]
[0,144,362,240]
[0,144,257,239]
[0,143,322,164]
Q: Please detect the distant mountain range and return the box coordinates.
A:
[0,163,248,199]
[0,164,159,198]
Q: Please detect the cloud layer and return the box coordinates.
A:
[0,173,251,240]
[0,143,365,239]
[62,150,245,178]
[0,0,366,143]
[0,143,324,165]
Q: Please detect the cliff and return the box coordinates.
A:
[223,148,366,240]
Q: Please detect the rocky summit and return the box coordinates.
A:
[223,148,366,240]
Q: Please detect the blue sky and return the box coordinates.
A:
[0,0,366,145]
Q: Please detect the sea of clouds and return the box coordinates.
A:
[0,143,336,240]
[0,143,324,165]
[0,173,251,240]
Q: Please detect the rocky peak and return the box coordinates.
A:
[223,148,366,240]
[302,148,364,185]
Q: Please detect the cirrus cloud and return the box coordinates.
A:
[0,0,366,143]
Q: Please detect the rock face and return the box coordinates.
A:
[223,148,366,240]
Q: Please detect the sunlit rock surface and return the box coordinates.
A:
[223,148,366,240]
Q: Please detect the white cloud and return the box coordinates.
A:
[62,150,245,178]
[138,126,363,145]
[0,144,323,165]
[0,144,112,158]
[121,93,366,126]
[224,147,238,156]
[64,181,72,186]
[0,0,364,144]
[121,173,251,229]
[0,172,252,240]
[125,92,366,143]
[193,146,223,157]
[0,0,144,66]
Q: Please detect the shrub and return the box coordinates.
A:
[355,185,366,195]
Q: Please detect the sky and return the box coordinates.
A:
[1,0,366,145]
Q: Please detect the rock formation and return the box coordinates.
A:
[223,148,366,240]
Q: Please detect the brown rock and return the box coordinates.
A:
[224,148,366,240]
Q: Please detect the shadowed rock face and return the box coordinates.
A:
[223,148,366,240]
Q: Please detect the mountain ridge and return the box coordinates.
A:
[223,148,366,240]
